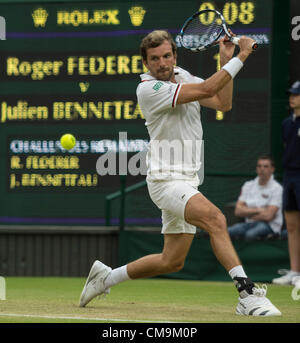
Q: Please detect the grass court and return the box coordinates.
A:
[0,277,299,323]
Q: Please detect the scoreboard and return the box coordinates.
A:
[0,0,274,225]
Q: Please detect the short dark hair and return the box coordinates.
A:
[257,154,275,167]
[140,30,177,61]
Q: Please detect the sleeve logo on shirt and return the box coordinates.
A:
[152,81,164,91]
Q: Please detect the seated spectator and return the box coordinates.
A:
[228,155,283,241]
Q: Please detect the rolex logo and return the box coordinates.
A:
[128,6,146,26]
[32,8,48,27]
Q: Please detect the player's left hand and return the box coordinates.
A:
[219,29,236,66]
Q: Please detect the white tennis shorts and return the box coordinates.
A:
[147,179,200,234]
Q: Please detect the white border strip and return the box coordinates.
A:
[0,313,180,323]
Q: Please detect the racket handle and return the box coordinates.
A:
[231,36,258,51]
[231,36,240,45]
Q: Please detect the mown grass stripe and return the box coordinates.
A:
[0,312,179,323]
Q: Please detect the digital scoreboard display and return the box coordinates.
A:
[0,0,273,225]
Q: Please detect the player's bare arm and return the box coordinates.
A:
[209,31,236,111]
[176,36,255,109]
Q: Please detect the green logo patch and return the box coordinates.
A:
[152,81,164,91]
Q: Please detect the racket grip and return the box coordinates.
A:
[231,36,258,51]
[231,36,240,45]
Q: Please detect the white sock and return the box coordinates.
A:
[104,265,131,289]
[228,265,247,279]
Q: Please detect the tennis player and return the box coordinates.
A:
[79,30,281,316]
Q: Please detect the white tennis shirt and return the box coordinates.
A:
[238,175,283,233]
[137,66,204,182]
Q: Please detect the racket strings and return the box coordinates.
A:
[181,15,223,49]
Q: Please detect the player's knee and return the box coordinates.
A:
[170,261,184,273]
[163,258,185,273]
[172,260,185,272]
[205,210,227,235]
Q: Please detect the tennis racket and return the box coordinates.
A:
[179,9,258,52]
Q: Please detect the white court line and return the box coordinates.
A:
[0,313,180,323]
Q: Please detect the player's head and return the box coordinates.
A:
[140,30,177,81]
[256,155,275,183]
[140,30,177,61]
[288,80,300,110]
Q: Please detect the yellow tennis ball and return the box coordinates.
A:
[60,134,76,150]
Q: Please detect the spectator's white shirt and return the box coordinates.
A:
[136,66,203,182]
[238,175,283,233]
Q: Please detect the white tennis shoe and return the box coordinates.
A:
[272,269,300,285]
[79,260,112,307]
[236,285,281,316]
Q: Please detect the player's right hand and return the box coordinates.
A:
[238,36,256,55]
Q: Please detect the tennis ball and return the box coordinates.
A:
[60,133,76,150]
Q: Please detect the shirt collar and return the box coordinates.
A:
[140,72,155,81]
[140,67,181,82]
[255,174,274,187]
